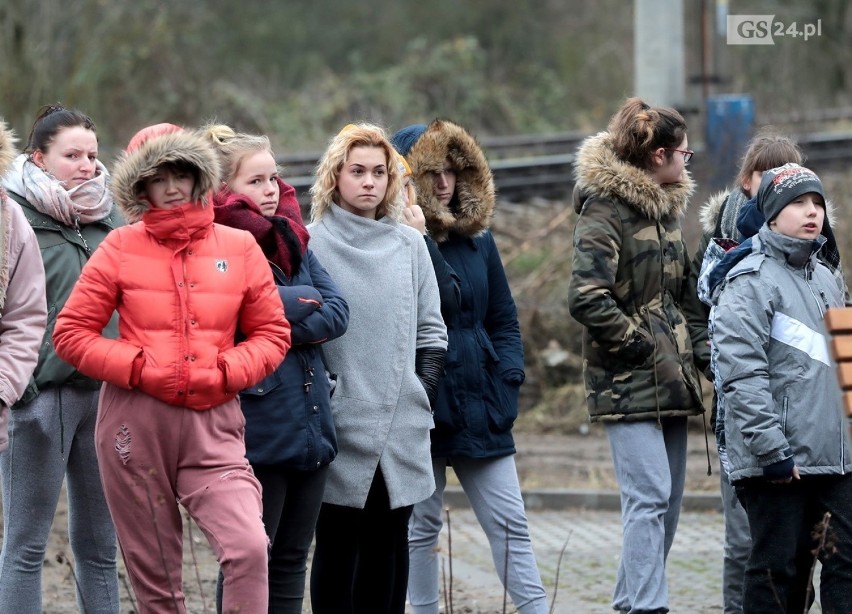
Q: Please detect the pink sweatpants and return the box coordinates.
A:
[95,384,268,614]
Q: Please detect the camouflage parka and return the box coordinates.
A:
[567,132,708,422]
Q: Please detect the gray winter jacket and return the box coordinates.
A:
[714,225,852,482]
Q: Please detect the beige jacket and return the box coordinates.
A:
[0,121,47,449]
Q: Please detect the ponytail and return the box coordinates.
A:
[608,97,686,170]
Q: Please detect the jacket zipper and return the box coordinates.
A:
[73,221,92,256]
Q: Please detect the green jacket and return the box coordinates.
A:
[567,132,707,422]
[8,191,123,405]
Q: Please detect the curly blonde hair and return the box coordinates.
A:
[310,123,403,222]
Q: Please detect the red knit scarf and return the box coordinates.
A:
[213,178,309,277]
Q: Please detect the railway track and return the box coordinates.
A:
[281,130,852,206]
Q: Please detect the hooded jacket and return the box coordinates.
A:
[714,226,851,481]
[567,132,706,422]
[0,121,47,415]
[697,188,847,474]
[53,128,289,410]
[213,182,349,469]
[397,119,524,458]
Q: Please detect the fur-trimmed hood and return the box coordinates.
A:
[399,119,495,243]
[699,190,728,234]
[111,128,220,223]
[573,131,694,220]
[0,120,17,179]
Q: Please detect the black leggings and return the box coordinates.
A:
[310,468,414,614]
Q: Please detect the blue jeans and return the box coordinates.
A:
[0,387,119,613]
[736,473,852,614]
[605,416,688,614]
[407,455,548,614]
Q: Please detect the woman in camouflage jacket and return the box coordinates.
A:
[568,97,708,614]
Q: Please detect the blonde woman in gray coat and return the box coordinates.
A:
[307,123,448,614]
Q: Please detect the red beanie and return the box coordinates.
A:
[126,123,183,153]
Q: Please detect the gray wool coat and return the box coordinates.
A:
[308,204,448,509]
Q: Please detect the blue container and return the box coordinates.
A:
[705,95,755,189]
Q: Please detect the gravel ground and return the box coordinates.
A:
[3,428,735,612]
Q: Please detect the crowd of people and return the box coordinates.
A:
[0,98,848,614]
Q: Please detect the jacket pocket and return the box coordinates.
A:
[484,369,519,433]
[242,368,284,397]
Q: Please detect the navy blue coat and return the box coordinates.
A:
[431,230,524,458]
[240,248,349,470]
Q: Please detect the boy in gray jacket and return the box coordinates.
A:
[713,163,852,613]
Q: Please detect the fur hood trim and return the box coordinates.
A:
[573,132,694,220]
[111,129,220,223]
[0,120,17,180]
[405,119,495,242]
[699,191,728,234]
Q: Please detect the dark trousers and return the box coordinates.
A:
[216,464,329,614]
[310,468,414,614]
[736,473,852,614]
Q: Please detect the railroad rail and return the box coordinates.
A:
[282,130,852,207]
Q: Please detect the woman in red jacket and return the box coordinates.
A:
[53,123,290,614]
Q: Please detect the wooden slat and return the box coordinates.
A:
[825,308,852,333]
[831,336,852,362]
[839,363,852,389]
[844,392,852,418]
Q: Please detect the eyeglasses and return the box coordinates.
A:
[666,148,694,164]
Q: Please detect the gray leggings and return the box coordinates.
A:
[408,455,549,614]
[0,387,119,613]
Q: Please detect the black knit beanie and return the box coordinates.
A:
[757,163,825,223]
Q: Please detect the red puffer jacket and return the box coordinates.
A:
[53,202,290,410]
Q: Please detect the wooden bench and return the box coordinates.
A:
[825,307,852,420]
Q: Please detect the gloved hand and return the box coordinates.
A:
[763,449,795,481]
[415,346,446,408]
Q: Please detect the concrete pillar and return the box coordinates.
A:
[635,0,685,107]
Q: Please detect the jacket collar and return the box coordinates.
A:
[142,201,214,244]
[756,224,824,269]
[316,202,397,245]
[573,131,694,220]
